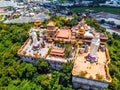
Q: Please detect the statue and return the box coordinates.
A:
[29,30,40,50]
[86,33,100,63]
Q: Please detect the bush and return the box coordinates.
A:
[35,59,51,74]
[117,25,120,29]
[79,71,88,77]
[95,74,103,80]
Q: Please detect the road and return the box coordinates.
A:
[106,29,120,35]
[101,25,120,35]
[4,13,49,23]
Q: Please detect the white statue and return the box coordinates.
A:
[90,33,100,56]
[86,33,100,62]
[29,30,40,50]
[30,31,38,45]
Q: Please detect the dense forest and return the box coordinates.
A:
[0,16,120,90]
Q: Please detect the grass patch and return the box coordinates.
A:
[0,15,3,20]
[70,6,120,15]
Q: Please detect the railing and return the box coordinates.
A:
[72,44,112,83]
[72,40,82,75]
[17,37,49,59]
[105,48,112,83]
[17,37,31,55]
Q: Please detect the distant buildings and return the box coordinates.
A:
[80,0,93,6]
[0,8,5,13]
[25,0,47,2]
[0,0,17,8]
[89,12,120,25]
[100,0,120,7]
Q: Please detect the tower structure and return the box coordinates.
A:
[86,33,100,62]
[47,21,56,34]
[34,19,41,28]
[46,21,58,42]
[78,26,85,39]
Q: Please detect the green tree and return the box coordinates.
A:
[100,19,105,24]
[117,25,120,29]
[50,71,61,90]
[85,18,106,32]
[60,61,73,87]
[34,74,50,89]
[35,59,50,74]
[109,77,119,90]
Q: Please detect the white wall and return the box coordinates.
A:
[72,76,109,89]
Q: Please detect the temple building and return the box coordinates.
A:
[55,29,72,42]
[46,21,58,42]
[34,19,41,28]
[18,19,111,89]
[72,33,111,90]
[46,47,66,70]
[50,48,65,57]
[84,29,108,45]
[77,27,85,39]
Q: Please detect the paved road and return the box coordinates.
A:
[101,25,120,35]
[106,29,120,35]
[4,13,49,23]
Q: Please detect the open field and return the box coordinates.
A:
[70,6,120,15]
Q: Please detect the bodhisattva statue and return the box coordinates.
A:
[29,30,40,50]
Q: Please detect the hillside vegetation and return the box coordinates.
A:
[0,22,73,89]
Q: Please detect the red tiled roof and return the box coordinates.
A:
[56,29,71,39]
[50,48,65,56]
[51,52,64,56]
[51,48,65,53]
